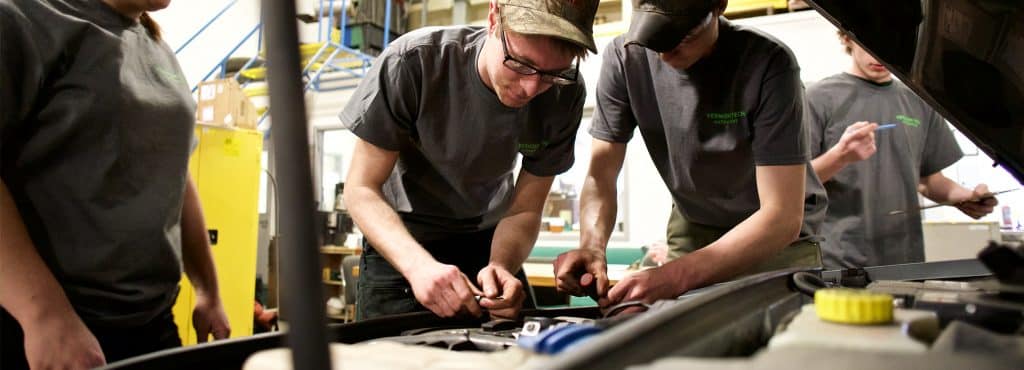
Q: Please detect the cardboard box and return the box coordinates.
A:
[195,79,258,129]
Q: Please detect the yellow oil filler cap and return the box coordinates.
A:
[814,288,894,325]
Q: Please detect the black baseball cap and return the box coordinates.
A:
[625,0,718,52]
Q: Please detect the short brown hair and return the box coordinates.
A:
[837,30,852,55]
[502,21,589,61]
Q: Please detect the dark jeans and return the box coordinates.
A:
[356,227,536,321]
[1,305,181,369]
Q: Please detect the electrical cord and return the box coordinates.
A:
[792,271,827,297]
[263,167,280,237]
[262,167,281,307]
[601,300,651,318]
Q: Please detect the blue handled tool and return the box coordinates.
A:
[876,123,898,131]
[517,324,603,354]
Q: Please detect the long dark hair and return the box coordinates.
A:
[139,12,162,40]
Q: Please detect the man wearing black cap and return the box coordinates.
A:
[554,0,828,307]
[341,0,599,320]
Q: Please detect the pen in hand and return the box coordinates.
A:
[875,123,898,131]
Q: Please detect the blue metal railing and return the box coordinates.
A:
[337,0,348,45]
[316,0,396,51]
[297,0,393,91]
[193,23,262,92]
[383,0,393,46]
[179,0,398,129]
[234,25,264,83]
[174,0,262,92]
[175,0,239,54]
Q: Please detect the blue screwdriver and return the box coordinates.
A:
[875,123,898,131]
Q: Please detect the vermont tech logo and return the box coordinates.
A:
[895,114,921,127]
[519,141,550,154]
[707,111,747,125]
[154,65,184,83]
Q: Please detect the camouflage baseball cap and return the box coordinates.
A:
[498,0,600,53]
[625,0,718,52]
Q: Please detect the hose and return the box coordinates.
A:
[792,271,827,297]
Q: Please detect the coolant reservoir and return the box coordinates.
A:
[768,288,939,354]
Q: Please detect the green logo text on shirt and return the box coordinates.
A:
[519,141,549,154]
[895,114,921,127]
[707,111,747,125]
[154,65,184,83]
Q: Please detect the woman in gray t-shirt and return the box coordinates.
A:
[1,1,229,368]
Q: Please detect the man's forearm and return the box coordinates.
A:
[668,164,806,291]
[670,206,802,291]
[489,171,553,272]
[578,176,618,252]
[811,147,848,182]
[919,173,974,204]
[0,180,78,327]
[343,186,433,275]
[489,210,541,272]
[180,177,220,297]
[812,122,878,183]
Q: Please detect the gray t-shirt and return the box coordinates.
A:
[339,26,584,240]
[1,0,195,327]
[591,19,827,238]
[807,73,963,268]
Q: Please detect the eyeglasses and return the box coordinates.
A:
[498,22,580,86]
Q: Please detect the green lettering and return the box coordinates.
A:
[896,114,921,127]
[706,111,747,124]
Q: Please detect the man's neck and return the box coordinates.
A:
[848,64,892,83]
[477,36,496,92]
[846,70,893,87]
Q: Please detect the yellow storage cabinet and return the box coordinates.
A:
[172,124,262,345]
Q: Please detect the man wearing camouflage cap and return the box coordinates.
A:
[555,0,829,307]
[340,0,599,320]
